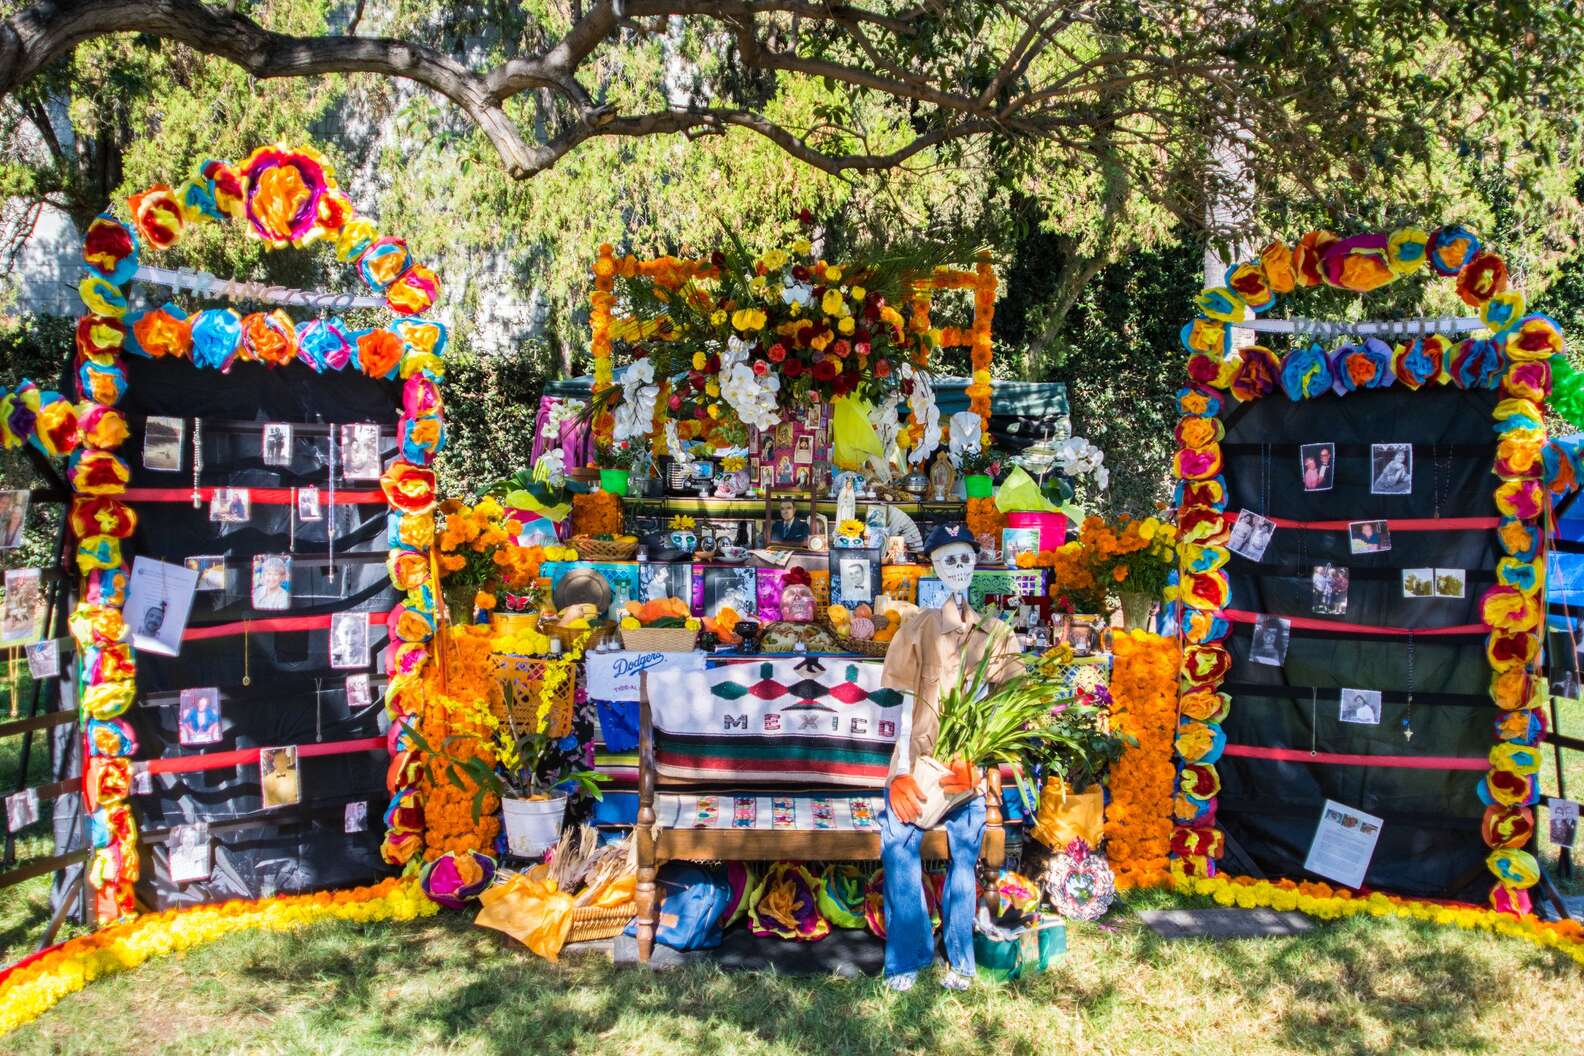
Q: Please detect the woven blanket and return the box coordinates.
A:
[648,658,903,787]
[655,792,886,831]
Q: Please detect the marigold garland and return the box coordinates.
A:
[1171,868,1584,966]
[418,627,501,860]
[1105,630,1180,889]
[0,876,437,1036]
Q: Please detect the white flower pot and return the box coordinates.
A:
[501,793,567,858]
[911,755,977,830]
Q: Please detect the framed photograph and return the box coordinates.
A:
[345,801,369,834]
[143,415,185,471]
[701,566,758,618]
[1348,519,1391,554]
[1371,443,1413,495]
[1249,614,1291,667]
[1434,568,1466,598]
[1064,614,1106,657]
[251,555,292,611]
[641,563,692,603]
[0,568,45,646]
[296,485,323,522]
[340,423,383,481]
[0,489,30,549]
[330,611,369,670]
[1300,443,1334,492]
[259,745,301,809]
[1339,688,1382,725]
[262,422,293,467]
[179,687,222,746]
[345,673,372,710]
[209,487,251,523]
[167,821,211,884]
[1228,508,1276,562]
[828,548,880,607]
[1550,799,1579,850]
[124,557,198,657]
[794,435,815,466]
[1401,568,1434,598]
[1001,527,1042,565]
[185,555,228,592]
[1311,564,1348,615]
[25,639,59,679]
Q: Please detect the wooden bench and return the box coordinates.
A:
[633,680,1004,963]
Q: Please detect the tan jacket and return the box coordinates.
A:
[880,601,1023,780]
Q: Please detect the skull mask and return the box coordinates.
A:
[931,540,977,596]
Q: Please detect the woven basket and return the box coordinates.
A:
[567,902,636,944]
[490,654,577,737]
[547,621,615,653]
[837,633,890,657]
[619,625,699,652]
[571,535,639,561]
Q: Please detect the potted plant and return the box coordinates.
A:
[955,447,1003,499]
[434,685,609,859]
[912,644,1064,828]
[1076,515,1178,629]
[1023,669,1133,851]
[593,440,638,496]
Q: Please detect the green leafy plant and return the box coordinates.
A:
[954,447,1004,477]
[1032,688,1133,792]
[593,440,639,470]
[933,643,1069,808]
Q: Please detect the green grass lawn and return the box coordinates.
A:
[4,889,1580,1056]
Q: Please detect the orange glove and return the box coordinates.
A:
[940,756,976,795]
[888,774,925,825]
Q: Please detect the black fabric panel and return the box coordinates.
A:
[1215,387,1497,901]
[117,356,402,908]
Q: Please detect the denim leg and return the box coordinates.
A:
[879,806,932,977]
[940,795,986,976]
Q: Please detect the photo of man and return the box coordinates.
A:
[1311,564,1348,615]
[259,746,301,809]
[1229,509,1276,562]
[341,423,383,481]
[1349,520,1391,554]
[1300,443,1334,492]
[179,687,222,746]
[262,422,293,467]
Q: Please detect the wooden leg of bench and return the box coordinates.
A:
[635,856,657,964]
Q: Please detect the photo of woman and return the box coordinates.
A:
[252,555,291,611]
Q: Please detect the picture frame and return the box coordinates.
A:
[762,487,819,550]
[826,547,880,606]
[0,489,30,549]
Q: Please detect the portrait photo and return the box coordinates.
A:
[209,487,251,524]
[0,568,44,646]
[793,434,815,465]
[262,422,293,467]
[179,687,222,746]
[1339,688,1383,726]
[0,489,30,549]
[345,673,373,710]
[259,745,301,809]
[1249,614,1291,667]
[167,821,211,884]
[124,556,198,657]
[1228,508,1276,562]
[142,415,185,472]
[1311,563,1349,615]
[702,566,757,618]
[296,485,323,522]
[1300,443,1334,492]
[251,555,292,611]
[330,611,370,670]
[1349,519,1391,555]
[341,423,383,481]
[1371,443,1413,496]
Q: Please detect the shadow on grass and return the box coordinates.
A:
[211,901,1574,1056]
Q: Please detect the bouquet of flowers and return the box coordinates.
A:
[435,497,539,619]
[1077,515,1177,599]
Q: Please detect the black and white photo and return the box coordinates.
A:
[1349,519,1391,554]
[143,415,185,471]
[330,610,370,669]
[296,485,323,522]
[1228,508,1276,562]
[1310,563,1348,615]
[1249,614,1291,667]
[167,821,212,884]
[262,422,293,467]
[1550,799,1579,850]
[0,489,29,549]
[1371,443,1413,495]
[345,801,368,834]
[641,562,691,602]
[125,556,199,657]
[1300,443,1335,492]
[1339,688,1382,725]
[341,423,383,481]
[701,566,757,618]
[345,673,372,709]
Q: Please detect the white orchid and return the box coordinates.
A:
[947,410,983,466]
[612,359,659,442]
[531,450,566,488]
[781,277,813,308]
[720,361,781,431]
[665,421,690,471]
[902,364,941,466]
[539,397,585,441]
[1054,437,1108,490]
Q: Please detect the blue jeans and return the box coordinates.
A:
[879,795,985,978]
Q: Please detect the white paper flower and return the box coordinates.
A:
[665,421,690,471]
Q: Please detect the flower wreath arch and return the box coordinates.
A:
[54,144,450,922]
[1165,226,1558,916]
